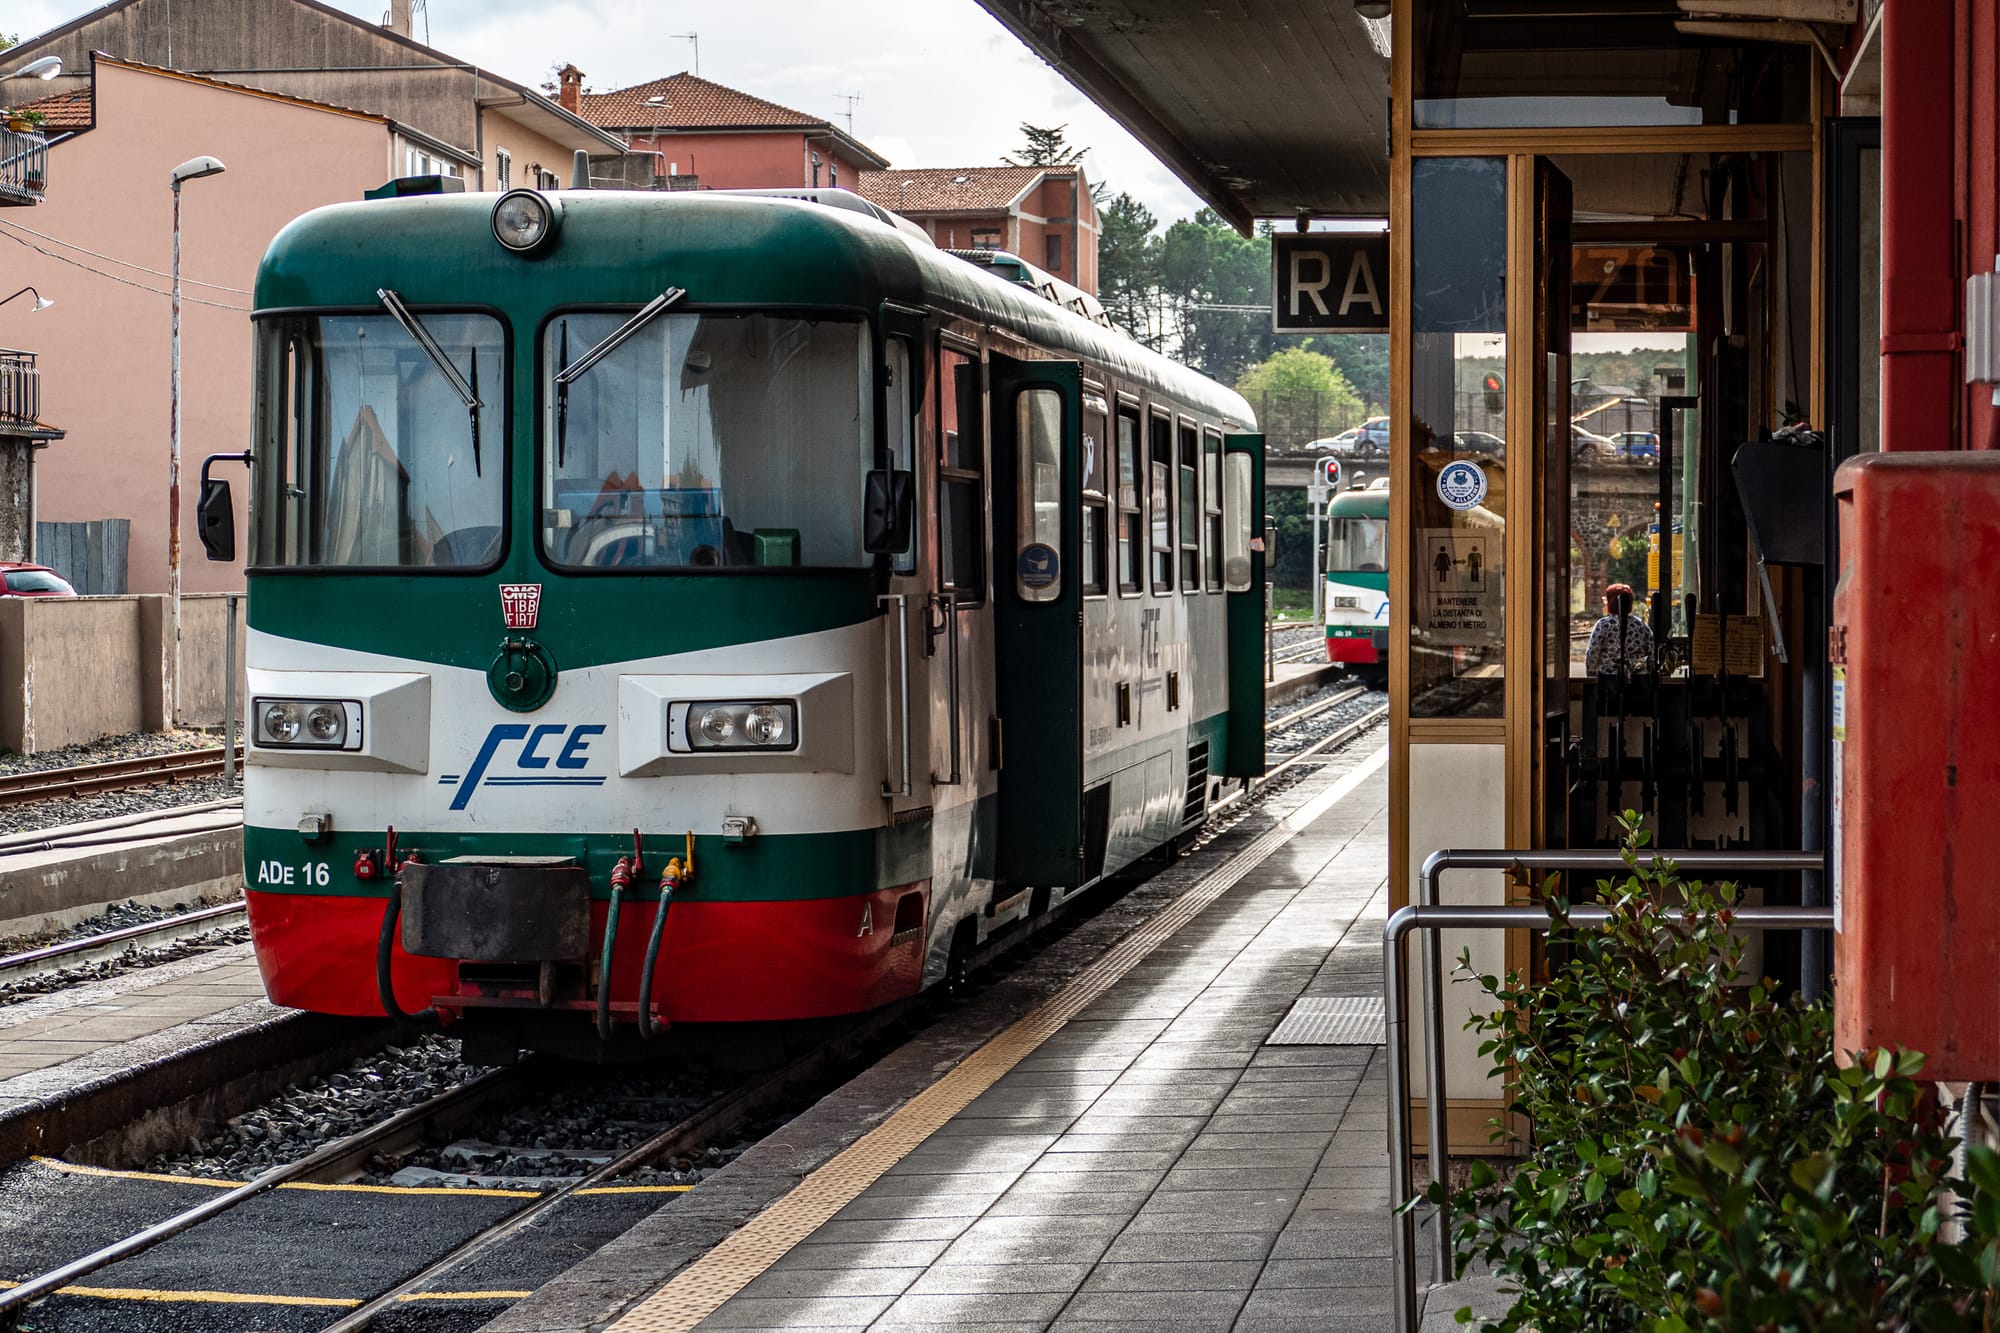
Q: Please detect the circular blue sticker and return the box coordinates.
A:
[1436,460,1488,511]
[1018,543,1059,589]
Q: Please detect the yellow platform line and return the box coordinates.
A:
[30,1156,544,1198]
[0,1278,359,1308]
[608,745,1386,1333]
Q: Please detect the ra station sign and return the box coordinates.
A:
[1270,232,1390,335]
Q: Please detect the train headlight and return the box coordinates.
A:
[684,701,798,752]
[261,702,301,743]
[1333,595,1360,610]
[491,189,561,254]
[253,697,364,751]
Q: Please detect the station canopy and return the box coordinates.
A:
[974,0,1810,233]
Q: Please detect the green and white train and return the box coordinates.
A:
[200,182,1267,1052]
[1323,481,1390,684]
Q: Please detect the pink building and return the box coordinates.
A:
[856,165,1100,296]
[568,71,888,191]
[7,56,407,595]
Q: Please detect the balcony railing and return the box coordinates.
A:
[0,129,48,205]
[0,349,39,426]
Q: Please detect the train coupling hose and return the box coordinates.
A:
[638,857,682,1039]
[597,857,632,1042]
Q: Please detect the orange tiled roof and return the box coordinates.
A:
[856,166,1051,215]
[579,72,824,130]
[15,87,91,130]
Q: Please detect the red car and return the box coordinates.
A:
[0,563,76,597]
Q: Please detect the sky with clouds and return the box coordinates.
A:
[9,0,1211,228]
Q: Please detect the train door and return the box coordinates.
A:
[878,308,932,822]
[989,353,1086,895]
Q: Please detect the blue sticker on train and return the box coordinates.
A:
[1019,543,1059,589]
[440,723,607,810]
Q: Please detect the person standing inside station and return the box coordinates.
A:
[1584,583,1653,676]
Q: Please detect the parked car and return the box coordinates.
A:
[1612,430,1659,461]
[0,564,76,597]
[1356,416,1391,450]
[1449,429,1505,458]
[1303,427,1363,453]
[1571,424,1619,460]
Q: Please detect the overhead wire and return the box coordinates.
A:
[0,216,250,294]
[0,225,249,311]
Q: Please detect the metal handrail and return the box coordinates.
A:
[1389,849,1829,1333]
[1412,849,1823,1286]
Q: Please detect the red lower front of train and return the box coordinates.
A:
[1326,633,1380,665]
[245,881,931,1024]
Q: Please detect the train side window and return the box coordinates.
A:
[1015,388,1063,603]
[1149,409,1173,594]
[1116,406,1142,595]
[1222,452,1253,592]
[1081,390,1110,596]
[886,338,916,575]
[1178,419,1200,592]
[938,345,985,605]
[1202,428,1224,592]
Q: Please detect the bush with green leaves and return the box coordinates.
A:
[1426,819,2000,1331]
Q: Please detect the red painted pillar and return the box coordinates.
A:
[1881,0,1961,450]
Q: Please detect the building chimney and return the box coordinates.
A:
[387,0,412,37]
[557,65,585,114]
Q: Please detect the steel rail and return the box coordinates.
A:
[1266,684,1367,736]
[318,1046,844,1331]
[0,1065,524,1327]
[0,745,242,807]
[1385,890,1832,1333]
[0,901,245,978]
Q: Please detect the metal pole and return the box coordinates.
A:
[1385,893,1833,1333]
[222,592,238,786]
[169,178,182,731]
[1310,488,1326,625]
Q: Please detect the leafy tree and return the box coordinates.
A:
[1003,123,1087,167]
[1096,190,1163,347]
[1237,348,1364,450]
[1160,209,1276,379]
[1311,335,1388,414]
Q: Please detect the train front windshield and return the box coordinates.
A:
[543,312,872,570]
[253,313,507,569]
[1328,515,1387,573]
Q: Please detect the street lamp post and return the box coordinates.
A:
[169,154,225,728]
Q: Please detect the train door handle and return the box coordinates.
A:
[929,592,962,786]
[878,594,911,798]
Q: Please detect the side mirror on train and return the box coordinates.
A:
[196,451,252,562]
[1263,517,1279,564]
[196,480,236,562]
[863,469,914,554]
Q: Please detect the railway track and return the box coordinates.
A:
[0,900,247,986]
[0,693,1393,1329]
[0,746,240,808]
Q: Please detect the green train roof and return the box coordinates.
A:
[256,190,1254,428]
[1326,486,1389,518]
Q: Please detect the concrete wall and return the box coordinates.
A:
[0,596,148,753]
[19,61,391,598]
[0,592,244,753]
[0,440,34,564]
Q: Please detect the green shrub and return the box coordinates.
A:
[1427,818,2000,1331]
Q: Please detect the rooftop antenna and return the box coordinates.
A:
[838,92,862,135]
[671,33,700,77]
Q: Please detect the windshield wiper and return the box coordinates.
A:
[377,288,483,476]
[554,287,687,468]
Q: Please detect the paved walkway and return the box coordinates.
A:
[0,944,269,1082]
[654,755,1463,1332]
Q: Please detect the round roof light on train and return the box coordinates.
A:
[492,189,562,255]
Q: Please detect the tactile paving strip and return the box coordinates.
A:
[607,745,1387,1333]
[1264,994,1386,1046]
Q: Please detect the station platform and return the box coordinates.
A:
[488,737,1499,1333]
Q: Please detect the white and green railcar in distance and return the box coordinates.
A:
[201,183,1267,1054]
[1323,483,1390,685]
